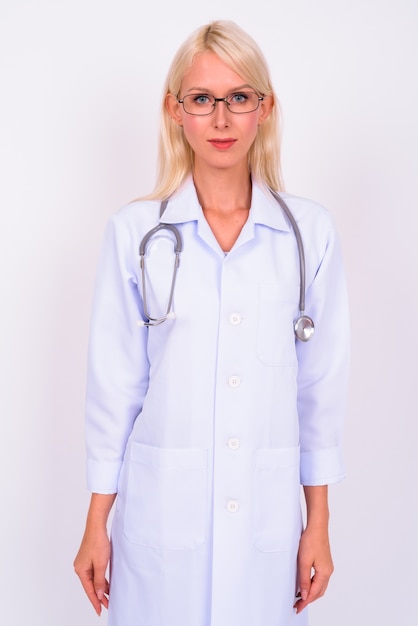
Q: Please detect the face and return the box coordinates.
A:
[166,52,272,175]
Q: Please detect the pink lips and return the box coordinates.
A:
[208,139,237,150]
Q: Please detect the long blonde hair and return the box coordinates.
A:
[145,20,284,200]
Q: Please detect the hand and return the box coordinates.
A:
[73,525,111,615]
[294,525,334,614]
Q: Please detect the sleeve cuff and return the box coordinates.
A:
[87,458,122,494]
[300,446,346,485]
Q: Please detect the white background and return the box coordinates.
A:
[1,1,417,624]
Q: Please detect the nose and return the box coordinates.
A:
[212,99,230,127]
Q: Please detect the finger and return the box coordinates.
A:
[93,561,109,604]
[93,569,109,608]
[294,569,331,613]
[294,567,312,613]
[308,570,330,601]
[96,578,110,610]
[77,571,103,615]
[297,561,312,603]
[74,560,109,616]
[294,585,311,614]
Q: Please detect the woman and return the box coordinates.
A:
[74,20,349,626]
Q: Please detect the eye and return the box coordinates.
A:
[229,92,250,103]
[192,94,212,105]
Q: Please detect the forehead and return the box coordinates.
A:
[181,52,248,93]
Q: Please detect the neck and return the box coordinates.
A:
[192,166,252,214]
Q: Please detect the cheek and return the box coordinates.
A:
[181,117,205,148]
[242,117,260,145]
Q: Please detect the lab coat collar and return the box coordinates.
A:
[158,178,203,224]
[159,177,290,233]
[250,182,291,232]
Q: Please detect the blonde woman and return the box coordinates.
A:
[74,20,349,626]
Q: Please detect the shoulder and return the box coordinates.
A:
[279,192,334,227]
[253,180,335,235]
[98,198,164,264]
[279,191,338,246]
[276,192,341,266]
[100,198,167,255]
[111,198,162,232]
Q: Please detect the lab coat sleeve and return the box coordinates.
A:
[297,219,350,486]
[85,213,149,493]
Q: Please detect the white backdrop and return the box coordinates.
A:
[1,1,417,624]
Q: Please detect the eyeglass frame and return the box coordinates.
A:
[177,91,265,116]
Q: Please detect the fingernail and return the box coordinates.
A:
[97,589,104,600]
[301,590,308,601]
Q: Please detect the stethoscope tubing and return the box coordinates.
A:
[269,190,306,315]
[139,222,182,325]
[138,190,314,340]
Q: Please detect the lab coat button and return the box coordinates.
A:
[229,312,242,325]
[226,500,239,513]
[228,375,241,388]
[227,438,241,450]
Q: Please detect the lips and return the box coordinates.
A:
[208,139,237,150]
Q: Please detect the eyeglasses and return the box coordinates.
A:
[177,91,264,116]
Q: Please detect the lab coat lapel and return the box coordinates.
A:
[156,179,220,253]
[158,178,291,255]
[228,182,292,253]
[157,178,202,225]
[249,182,291,233]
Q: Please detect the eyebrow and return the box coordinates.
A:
[185,84,254,94]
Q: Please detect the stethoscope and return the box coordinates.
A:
[138,191,315,341]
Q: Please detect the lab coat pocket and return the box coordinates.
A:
[123,442,208,550]
[253,447,302,552]
[257,284,297,366]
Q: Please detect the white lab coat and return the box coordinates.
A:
[85,178,349,626]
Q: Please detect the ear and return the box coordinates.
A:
[258,94,274,125]
[165,93,183,125]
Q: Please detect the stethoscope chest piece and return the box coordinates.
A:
[294,315,315,342]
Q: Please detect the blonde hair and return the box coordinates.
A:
[145,20,284,200]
